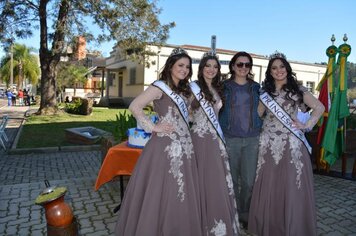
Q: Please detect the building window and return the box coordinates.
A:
[306,81,315,93]
[92,70,102,77]
[108,73,115,86]
[129,68,136,84]
[85,57,93,67]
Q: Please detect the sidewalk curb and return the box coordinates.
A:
[7,144,101,154]
[6,107,101,155]
[10,110,28,150]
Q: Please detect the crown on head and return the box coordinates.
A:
[269,50,287,60]
[170,47,188,56]
[202,50,218,59]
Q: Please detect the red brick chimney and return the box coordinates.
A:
[75,36,87,60]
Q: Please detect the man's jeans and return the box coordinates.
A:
[226,136,259,222]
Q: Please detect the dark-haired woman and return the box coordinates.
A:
[219,51,262,227]
[190,54,239,235]
[248,54,324,236]
[115,48,202,236]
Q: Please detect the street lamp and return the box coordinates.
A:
[10,43,13,87]
[156,50,161,79]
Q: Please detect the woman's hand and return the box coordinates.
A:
[153,122,175,134]
[292,119,309,132]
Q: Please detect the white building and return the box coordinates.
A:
[105,44,326,106]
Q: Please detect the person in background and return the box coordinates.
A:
[219,51,262,228]
[18,89,24,106]
[24,89,31,106]
[11,88,17,106]
[248,52,324,236]
[190,52,239,235]
[6,89,14,106]
[31,93,35,103]
[115,48,203,236]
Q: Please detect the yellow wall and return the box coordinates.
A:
[106,44,327,98]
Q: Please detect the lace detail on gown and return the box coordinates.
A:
[157,105,194,202]
[129,85,194,202]
[302,87,325,130]
[191,98,234,196]
[190,89,239,235]
[249,85,320,236]
[256,92,304,186]
[210,219,227,236]
[129,86,162,133]
[289,135,304,188]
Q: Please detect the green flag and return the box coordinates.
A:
[322,43,351,165]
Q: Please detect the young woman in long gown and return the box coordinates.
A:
[115,48,202,236]
[248,53,325,236]
[189,54,239,236]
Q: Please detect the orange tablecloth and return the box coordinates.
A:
[95,142,142,191]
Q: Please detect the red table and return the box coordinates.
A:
[95,142,142,192]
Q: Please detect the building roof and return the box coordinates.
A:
[180,44,261,57]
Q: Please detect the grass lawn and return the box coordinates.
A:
[17,107,133,149]
[16,106,356,149]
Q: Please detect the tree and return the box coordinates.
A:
[349,62,356,84]
[0,43,40,89]
[0,0,174,115]
[57,63,88,97]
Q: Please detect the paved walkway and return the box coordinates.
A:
[0,98,355,235]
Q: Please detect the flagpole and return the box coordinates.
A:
[326,34,336,173]
[341,34,349,176]
[343,33,348,150]
[342,116,347,176]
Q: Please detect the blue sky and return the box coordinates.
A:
[1,0,355,63]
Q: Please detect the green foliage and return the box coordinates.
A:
[0,1,174,47]
[143,104,154,114]
[113,105,156,141]
[65,97,93,115]
[348,62,356,88]
[65,98,83,114]
[347,87,356,102]
[57,63,89,95]
[0,43,40,88]
[347,114,356,130]
[347,87,356,101]
[0,0,174,113]
[115,110,137,142]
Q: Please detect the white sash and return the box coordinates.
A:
[190,81,226,145]
[260,92,312,154]
[152,80,189,127]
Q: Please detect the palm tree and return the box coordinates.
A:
[0,43,40,89]
[57,63,89,97]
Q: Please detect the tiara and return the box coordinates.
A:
[269,50,287,60]
[170,47,188,56]
[202,50,218,59]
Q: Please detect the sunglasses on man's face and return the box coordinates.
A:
[236,62,252,68]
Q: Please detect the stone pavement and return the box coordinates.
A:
[0,98,355,236]
[0,100,30,150]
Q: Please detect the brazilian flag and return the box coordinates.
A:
[322,43,351,165]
